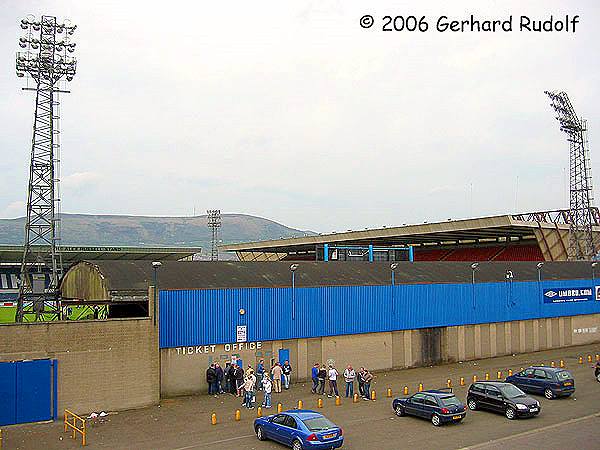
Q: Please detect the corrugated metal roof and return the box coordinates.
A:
[75,260,598,293]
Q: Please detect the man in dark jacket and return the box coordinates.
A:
[206,364,217,395]
[215,362,224,394]
[224,362,232,394]
[234,364,245,397]
[282,360,292,390]
[311,363,320,394]
[317,364,327,395]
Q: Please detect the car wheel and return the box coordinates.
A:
[544,388,555,399]
[292,438,303,450]
[505,407,516,420]
[394,405,405,417]
[467,399,477,411]
[256,426,266,441]
[431,414,441,426]
[596,373,600,382]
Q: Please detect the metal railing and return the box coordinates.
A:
[64,409,86,446]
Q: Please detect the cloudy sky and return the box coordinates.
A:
[1,1,599,232]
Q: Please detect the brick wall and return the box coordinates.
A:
[0,318,159,416]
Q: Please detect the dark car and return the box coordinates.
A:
[254,410,343,450]
[467,381,540,420]
[506,366,575,399]
[392,388,467,426]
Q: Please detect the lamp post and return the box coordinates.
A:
[152,261,162,326]
[536,262,544,283]
[390,263,398,316]
[592,262,598,282]
[506,269,514,307]
[290,264,299,320]
[470,263,479,310]
[536,262,544,315]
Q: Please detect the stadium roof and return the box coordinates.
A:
[63,260,598,294]
[220,213,563,253]
[0,245,202,264]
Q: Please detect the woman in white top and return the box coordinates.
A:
[327,365,339,398]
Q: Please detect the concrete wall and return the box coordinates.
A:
[161,313,600,397]
[0,317,159,416]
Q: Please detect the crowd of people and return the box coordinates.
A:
[206,359,376,409]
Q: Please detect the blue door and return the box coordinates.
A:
[278,349,290,365]
[0,359,56,426]
[0,362,17,426]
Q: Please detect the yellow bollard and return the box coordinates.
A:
[353,393,359,403]
[371,390,376,401]
[235,409,241,421]
[297,400,303,409]
[446,379,452,388]
[560,360,565,368]
[403,385,409,395]
[335,396,341,406]
[211,413,217,425]
[387,388,392,398]
[578,356,583,364]
[277,403,282,413]
[257,407,262,417]
[472,375,477,383]
[317,398,323,408]
[497,371,502,379]
[460,377,465,386]
[418,383,423,392]
[485,373,490,381]
[508,369,513,377]
[596,354,600,362]
[520,367,524,371]
[588,355,593,363]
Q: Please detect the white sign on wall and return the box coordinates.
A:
[236,325,247,343]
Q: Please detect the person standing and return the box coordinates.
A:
[214,362,224,394]
[271,362,283,393]
[282,360,292,390]
[327,364,339,398]
[256,359,265,391]
[262,374,273,408]
[343,365,356,398]
[223,362,232,394]
[206,364,217,395]
[317,364,327,395]
[357,367,366,397]
[235,364,245,397]
[311,363,320,394]
[243,370,256,409]
[362,368,374,400]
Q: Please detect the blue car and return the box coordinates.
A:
[254,409,343,450]
[392,389,467,426]
[506,366,575,399]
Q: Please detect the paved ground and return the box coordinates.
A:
[3,343,600,450]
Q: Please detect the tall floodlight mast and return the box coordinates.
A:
[15,15,77,321]
[207,210,221,261]
[545,91,595,260]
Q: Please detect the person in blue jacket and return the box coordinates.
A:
[311,363,320,394]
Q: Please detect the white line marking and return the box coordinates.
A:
[171,433,255,450]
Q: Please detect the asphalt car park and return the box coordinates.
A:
[2,343,600,450]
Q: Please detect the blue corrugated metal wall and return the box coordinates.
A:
[159,279,600,348]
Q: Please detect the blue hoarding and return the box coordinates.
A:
[543,287,593,303]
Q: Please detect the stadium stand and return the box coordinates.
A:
[492,245,544,261]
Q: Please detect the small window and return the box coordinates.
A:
[411,393,426,404]
[534,369,547,379]
[556,371,572,381]
[523,368,535,377]
[440,396,461,407]
[471,384,485,394]
[272,415,287,425]
[424,396,438,407]
[284,416,297,429]
[485,386,501,397]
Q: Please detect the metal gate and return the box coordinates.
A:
[0,359,57,426]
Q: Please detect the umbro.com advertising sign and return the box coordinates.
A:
[543,287,600,303]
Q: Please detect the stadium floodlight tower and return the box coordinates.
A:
[545,91,595,260]
[15,15,77,321]
[207,209,221,261]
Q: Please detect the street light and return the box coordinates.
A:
[506,269,514,307]
[536,262,544,283]
[290,264,299,320]
[152,261,162,326]
[390,263,399,317]
[470,263,479,310]
[592,262,598,281]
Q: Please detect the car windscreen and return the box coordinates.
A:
[499,384,526,398]
[556,371,572,381]
[440,396,461,407]
[303,417,336,431]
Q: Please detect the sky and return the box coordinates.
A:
[1,0,599,232]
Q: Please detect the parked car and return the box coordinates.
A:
[595,362,600,382]
[506,366,575,399]
[254,410,343,450]
[467,381,540,420]
[392,388,467,426]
